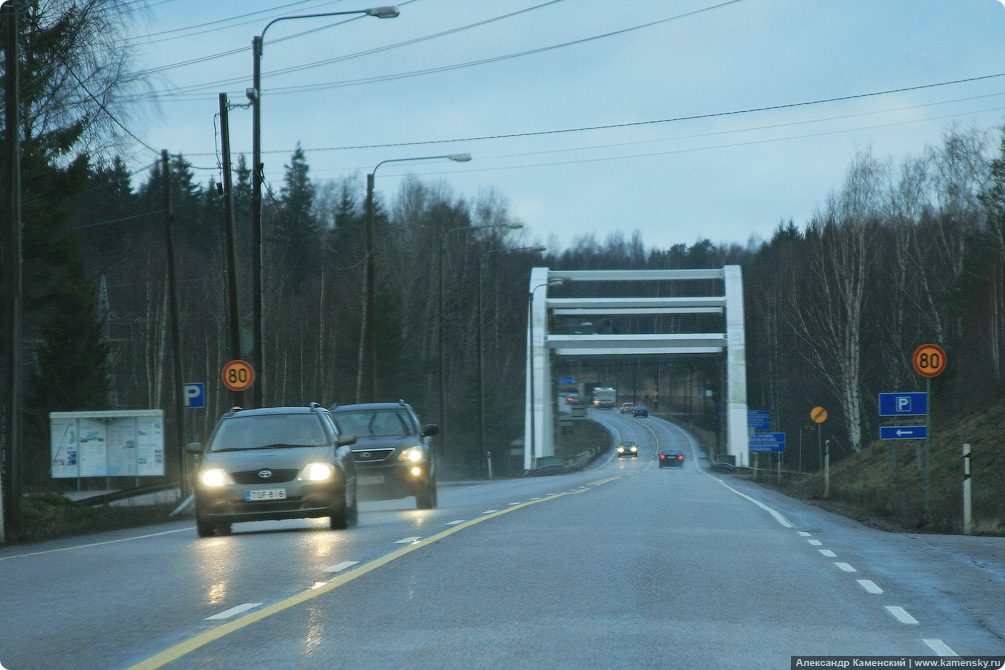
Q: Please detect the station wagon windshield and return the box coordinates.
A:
[209,414,327,451]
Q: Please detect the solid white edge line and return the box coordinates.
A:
[325,561,359,573]
[923,639,959,656]
[856,579,883,594]
[0,527,191,561]
[835,562,857,572]
[394,537,421,544]
[819,550,837,558]
[885,606,919,625]
[707,476,793,528]
[205,603,263,620]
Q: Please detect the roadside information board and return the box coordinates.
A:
[749,432,786,453]
[50,410,164,479]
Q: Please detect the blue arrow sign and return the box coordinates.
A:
[879,392,927,417]
[558,376,576,385]
[183,382,205,409]
[747,410,771,431]
[879,425,927,440]
[748,432,785,452]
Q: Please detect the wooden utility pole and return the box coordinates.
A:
[162,151,186,496]
[218,94,243,408]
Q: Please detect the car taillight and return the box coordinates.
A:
[660,455,665,459]
[678,455,683,460]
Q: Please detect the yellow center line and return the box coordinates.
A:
[126,488,589,670]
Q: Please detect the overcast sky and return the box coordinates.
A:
[121,0,1005,252]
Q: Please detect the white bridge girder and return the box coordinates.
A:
[524,266,749,469]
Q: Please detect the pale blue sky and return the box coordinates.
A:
[122,0,1005,251]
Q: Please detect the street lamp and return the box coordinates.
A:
[356,152,472,403]
[478,245,546,478]
[250,5,399,407]
[528,277,568,471]
[437,221,522,468]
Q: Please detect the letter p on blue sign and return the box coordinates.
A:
[184,383,205,408]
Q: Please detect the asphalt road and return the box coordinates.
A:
[1,413,1002,669]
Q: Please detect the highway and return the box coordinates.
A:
[1,412,1003,669]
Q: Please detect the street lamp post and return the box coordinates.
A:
[355,152,471,403]
[478,245,545,478]
[527,278,566,472]
[250,5,399,407]
[437,221,522,468]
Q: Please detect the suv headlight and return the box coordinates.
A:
[298,462,335,482]
[398,447,424,462]
[630,445,637,452]
[200,468,234,487]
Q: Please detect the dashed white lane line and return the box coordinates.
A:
[482,509,499,514]
[797,532,812,537]
[923,639,959,656]
[819,550,837,558]
[807,539,822,546]
[856,579,883,594]
[206,603,263,620]
[834,562,857,573]
[885,606,919,625]
[508,502,521,506]
[530,497,541,501]
[325,561,359,573]
[394,537,421,544]
[445,520,465,526]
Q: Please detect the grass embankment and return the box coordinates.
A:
[764,402,1005,535]
[5,494,181,545]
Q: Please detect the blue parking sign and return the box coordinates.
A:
[183,383,205,408]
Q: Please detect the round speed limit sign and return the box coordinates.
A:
[222,360,255,392]
[912,344,946,378]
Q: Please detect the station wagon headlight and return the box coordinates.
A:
[617,446,625,453]
[298,462,335,481]
[398,447,424,462]
[200,468,234,487]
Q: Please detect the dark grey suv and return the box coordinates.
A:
[330,401,438,509]
[188,403,357,536]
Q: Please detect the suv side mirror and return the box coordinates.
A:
[421,424,439,437]
[336,434,357,447]
[186,442,203,454]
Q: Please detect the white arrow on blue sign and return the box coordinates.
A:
[879,425,927,440]
[183,382,206,409]
[878,392,927,417]
[558,376,576,385]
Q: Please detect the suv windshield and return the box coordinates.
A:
[334,409,414,437]
[209,414,327,451]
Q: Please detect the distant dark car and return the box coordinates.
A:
[616,441,638,457]
[620,402,635,414]
[189,403,358,537]
[330,400,438,509]
[659,450,685,468]
[632,405,648,417]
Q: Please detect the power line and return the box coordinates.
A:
[129,0,332,41]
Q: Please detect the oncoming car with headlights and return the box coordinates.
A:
[188,403,358,537]
[330,401,439,509]
[616,441,639,457]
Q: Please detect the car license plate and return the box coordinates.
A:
[358,475,385,486]
[246,488,286,501]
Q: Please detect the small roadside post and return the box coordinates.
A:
[824,439,830,499]
[963,443,972,535]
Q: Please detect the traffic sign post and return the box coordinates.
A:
[810,406,826,472]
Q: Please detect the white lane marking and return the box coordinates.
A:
[709,477,793,528]
[807,539,822,546]
[395,537,421,544]
[445,520,465,526]
[923,639,959,656]
[530,497,541,501]
[797,531,812,537]
[325,561,359,573]
[856,579,883,594]
[0,527,190,561]
[835,562,857,572]
[206,603,263,620]
[819,550,837,558]
[885,606,919,625]
[508,502,521,506]
[482,509,499,514]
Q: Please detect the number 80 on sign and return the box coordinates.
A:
[222,360,255,391]
[912,344,946,378]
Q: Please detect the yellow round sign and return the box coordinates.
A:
[222,360,255,392]
[913,344,946,378]
[810,406,827,423]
